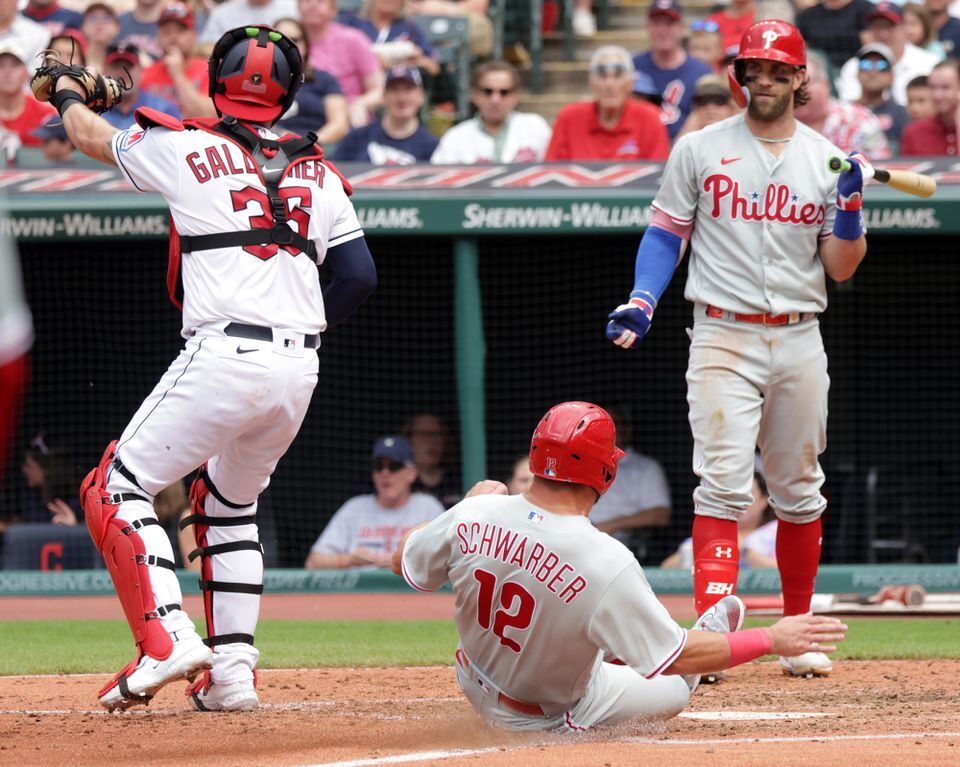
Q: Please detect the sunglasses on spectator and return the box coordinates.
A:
[591,63,628,77]
[372,459,407,473]
[693,94,730,106]
[859,59,891,71]
[480,86,514,96]
[689,20,719,32]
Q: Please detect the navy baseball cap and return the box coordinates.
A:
[372,436,416,465]
[866,2,902,24]
[385,65,423,88]
[649,0,682,21]
[32,117,70,142]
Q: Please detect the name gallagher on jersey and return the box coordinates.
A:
[185,143,328,187]
[704,174,826,225]
[455,521,588,604]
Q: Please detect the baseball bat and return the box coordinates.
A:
[828,156,937,199]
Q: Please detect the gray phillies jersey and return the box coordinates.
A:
[402,494,686,714]
[654,113,846,316]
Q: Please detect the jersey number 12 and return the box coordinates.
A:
[473,568,536,653]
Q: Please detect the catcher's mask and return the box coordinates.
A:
[528,402,625,496]
[209,25,302,124]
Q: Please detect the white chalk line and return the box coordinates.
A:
[295,732,960,767]
[1,667,452,680]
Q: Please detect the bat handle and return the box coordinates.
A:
[828,156,850,174]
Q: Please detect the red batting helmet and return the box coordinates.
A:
[528,402,625,496]
[208,26,302,124]
[735,19,806,68]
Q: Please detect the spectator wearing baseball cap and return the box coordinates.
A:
[676,73,739,138]
[304,436,444,570]
[81,2,119,71]
[102,43,182,130]
[47,29,89,67]
[198,0,298,54]
[794,49,890,160]
[334,65,438,164]
[140,3,216,118]
[632,0,713,140]
[116,0,166,61]
[274,17,349,147]
[0,0,51,65]
[901,58,960,155]
[432,60,551,163]
[853,43,910,152]
[835,3,940,106]
[0,44,56,149]
[31,115,75,163]
[22,0,83,38]
[546,46,669,161]
[796,0,875,70]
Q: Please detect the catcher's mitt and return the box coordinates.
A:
[30,51,127,114]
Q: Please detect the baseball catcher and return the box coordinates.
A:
[606,20,869,680]
[50,26,376,713]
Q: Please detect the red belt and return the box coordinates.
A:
[455,649,546,716]
[705,305,816,326]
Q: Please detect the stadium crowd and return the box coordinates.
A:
[2,0,959,165]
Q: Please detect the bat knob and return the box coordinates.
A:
[828,157,842,171]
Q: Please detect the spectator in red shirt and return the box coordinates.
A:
[546,46,670,161]
[0,44,56,149]
[705,0,755,57]
[140,2,216,118]
[901,58,959,155]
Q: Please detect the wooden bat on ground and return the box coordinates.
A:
[743,584,927,613]
[828,156,937,198]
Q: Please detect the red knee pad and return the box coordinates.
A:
[81,441,173,661]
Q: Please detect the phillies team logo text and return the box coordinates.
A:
[704,174,826,226]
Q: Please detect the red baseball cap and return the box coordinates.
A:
[648,0,682,22]
[50,29,89,58]
[159,2,195,29]
[866,2,902,24]
[105,42,141,67]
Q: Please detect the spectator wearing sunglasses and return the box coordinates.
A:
[794,49,890,160]
[632,0,713,140]
[855,43,910,152]
[835,3,939,106]
[305,436,444,569]
[431,60,550,163]
[547,46,669,161]
[704,0,755,57]
[687,21,724,73]
[102,42,181,130]
[676,73,739,138]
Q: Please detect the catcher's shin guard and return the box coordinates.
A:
[692,516,740,615]
[181,466,264,667]
[81,441,175,663]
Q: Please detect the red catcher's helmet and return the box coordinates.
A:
[528,402,625,496]
[735,19,806,68]
[209,26,302,124]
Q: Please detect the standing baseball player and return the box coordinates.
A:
[606,20,868,679]
[393,402,846,731]
[35,26,376,711]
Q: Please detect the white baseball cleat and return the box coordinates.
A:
[99,631,212,712]
[686,595,747,692]
[779,652,833,678]
[187,671,259,712]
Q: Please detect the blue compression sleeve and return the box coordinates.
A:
[631,226,683,305]
[322,236,377,327]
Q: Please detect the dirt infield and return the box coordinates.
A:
[2,661,959,767]
[3,594,958,766]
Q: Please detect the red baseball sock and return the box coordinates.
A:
[776,517,823,616]
[693,515,739,615]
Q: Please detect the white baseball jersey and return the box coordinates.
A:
[590,448,671,536]
[311,492,445,561]
[402,494,686,714]
[430,112,552,164]
[654,113,843,315]
[112,125,363,337]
